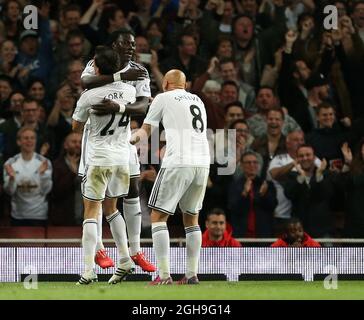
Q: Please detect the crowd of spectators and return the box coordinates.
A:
[1,0,364,241]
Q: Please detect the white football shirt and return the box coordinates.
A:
[144,89,210,168]
[73,82,136,166]
[3,153,52,220]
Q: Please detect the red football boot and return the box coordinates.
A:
[94,249,115,269]
[131,252,157,272]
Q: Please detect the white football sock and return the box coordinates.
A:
[185,225,202,279]
[106,211,130,261]
[96,208,105,251]
[82,219,98,273]
[152,222,170,279]
[123,197,141,256]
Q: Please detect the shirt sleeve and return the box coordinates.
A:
[72,93,90,123]
[135,77,151,98]
[81,60,95,79]
[268,156,283,170]
[144,94,163,126]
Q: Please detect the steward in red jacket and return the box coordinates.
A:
[271,217,321,247]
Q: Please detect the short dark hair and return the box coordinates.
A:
[317,102,335,114]
[63,4,81,16]
[66,29,84,43]
[106,28,135,47]
[221,80,239,91]
[297,144,315,154]
[27,77,45,91]
[94,46,120,75]
[257,86,275,96]
[22,98,39,109]
[267,107,285,120]
[224,101,244,114]
[146,17,163,32]
[206,208,226,220]
[229,118,249,130]
[232,14,254,36]
[297,12,314,30]
[284,217,303,232]
[241,151,258,162]
[351,0,364,12]
[99,4,123,30]
[0,74,13,84]
[177,32,195,47]
[219,57,236,66]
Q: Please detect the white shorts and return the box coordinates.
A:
[81,165,130,201]
[148,167,209,215]
[78,134,140,179]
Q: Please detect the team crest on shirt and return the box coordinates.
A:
[142,83,149,92]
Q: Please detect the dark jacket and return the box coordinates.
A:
[335,36,364,118]
[306,123,351,162]
[341,172,364,238]
[228,175,277,237]
[48,113,73,159]
[0,117,21,162]
[49,156,81,226]
[278,52,313,133]
[283,169,335,237]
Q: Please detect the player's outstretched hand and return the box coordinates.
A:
[130,135,140,145]
[39,160,48,175]
[341,142,353,165]
[4,164,15,180]
[119,67,148,81]
[92,98,120,115]
[259,180,269,197]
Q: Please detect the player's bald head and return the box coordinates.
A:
[162,69,186,92]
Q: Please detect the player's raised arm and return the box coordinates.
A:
[125,96,150,114]
[81,68,148,90]
[72,86,90,134]
[91,96,150,115]
[72,119,85,134]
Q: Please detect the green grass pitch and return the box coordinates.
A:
[0,281,364,300]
